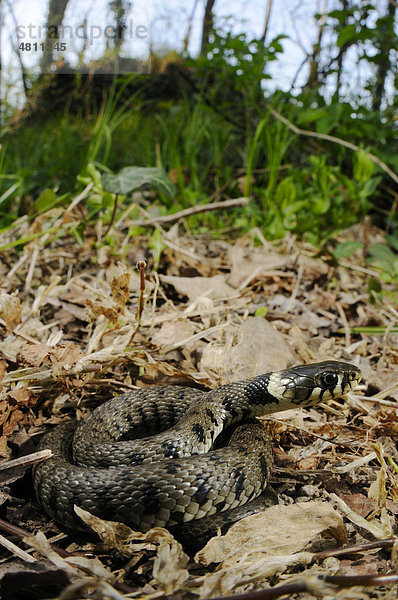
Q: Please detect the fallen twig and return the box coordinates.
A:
[314,537,396,560]
[65,182,94,214]
[0,449,52,472]
[129,197,250,227]
[0,533,36,563]
[209,573,398,600]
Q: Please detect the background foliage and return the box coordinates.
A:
[1,0,397,253]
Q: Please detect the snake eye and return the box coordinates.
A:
[320,371,339,387]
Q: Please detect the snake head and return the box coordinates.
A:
[275,360,362,406]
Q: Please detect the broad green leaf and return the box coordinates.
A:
[333,241,363,259]
[283,200,306,217]
[336,24,357,47]
[275,177,296,208]
[367,243,398,278]
[367,277,383,304]
[386,235,398,253]
[354,149,374,182]
[102,167,176,198]
[33,188,57,213]
[368,243,396,263]
[313,196,330,214]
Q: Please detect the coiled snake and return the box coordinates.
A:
[34,361,361,532]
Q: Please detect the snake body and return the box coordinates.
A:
[34,361,361,531]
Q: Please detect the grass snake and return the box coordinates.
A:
[33,360,361,532]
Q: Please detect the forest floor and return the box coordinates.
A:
[0,210,397,600]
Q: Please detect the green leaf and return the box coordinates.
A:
[71,222,86,245]
[386,234,398,253]
[86,162,103,187]
[254,306,267,317]
[33,188,57,213]
[337,325,398,335]
[368,243,396,263]
[148,228,166,270]
[102,167,176,198]
[328,9,355,25]
[312,196,330,214]
[336,24,357,47]
[297,108,328,126]
[367,243,398,278]
[353,148,374,182]
[367,277,383,304]
[274,177,296,209]
[333,241,363,259]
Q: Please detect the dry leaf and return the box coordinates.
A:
[161,274,235,301]
[0,361,5,377]
[18,342,85,369]
[189,552,314,598]
[0,386,35,456]
[85,299,120,324]
[341,493,375,517]
[0,292,22,331]
[24,531,111,579]
[75,506,189,595]
[330,493,394,539]
[227,244,291,288]
[196,501,347,568]
[151,319,196,350]
[201,317,296,383]
[110,272,131,310]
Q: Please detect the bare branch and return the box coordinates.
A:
[267,106,398,185]
[260,0,274,44]
[128,197,250,227]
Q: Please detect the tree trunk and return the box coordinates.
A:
[305,0,328,90]
[183,0,201,54]
[109,0,128,55]
[260,0,273,44]
[39,0,70,74]
[332,0,349,101]
[200,0,216,56]
[372,0,397,112]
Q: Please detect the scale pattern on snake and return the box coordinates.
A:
[33,361,361,531]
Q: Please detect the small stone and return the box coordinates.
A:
[301,484,320,497]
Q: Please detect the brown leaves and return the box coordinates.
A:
[200,317,296,384]
[189,502,348,598]
[18,342,85,369]
[0,385,35,457]
[86,272,131,324]
[0,292,21,331]
[110,272,131,310]
[1,220,398,599]
[364,409,398,436]
[74,507,189,595]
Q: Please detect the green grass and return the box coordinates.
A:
[0,82,392,246]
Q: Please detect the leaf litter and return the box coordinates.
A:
[0,216,397,600]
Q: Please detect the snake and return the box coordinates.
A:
[33,361,361,532]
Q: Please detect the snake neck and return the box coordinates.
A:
[184,373,281,427]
